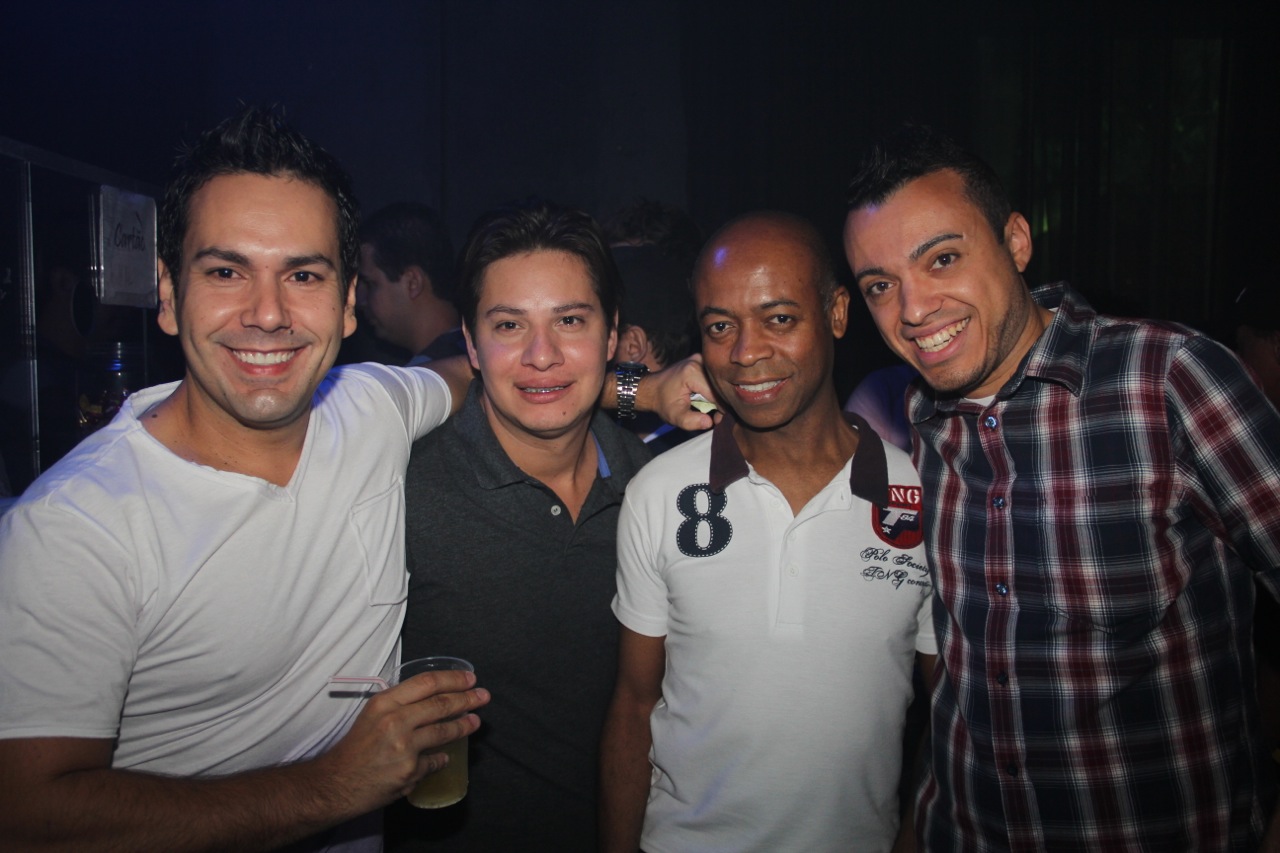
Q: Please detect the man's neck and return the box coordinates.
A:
[142,381,309,487]
[482,400,599,522]
[734,395,859,516]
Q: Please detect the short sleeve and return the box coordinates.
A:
[331,363,453,442]
[612,492,670,638]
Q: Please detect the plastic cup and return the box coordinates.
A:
[396,656,473,809]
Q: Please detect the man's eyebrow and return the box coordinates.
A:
[853,232,965,284]
[283,253,337,271]
[484,303,526,318]
[757,298,802,312]
[553,301,597,314]
[852,265,886,285]
[909,232,963,263]
[192,247,251,266]
[697,298,800,321]
[190,248,338,272]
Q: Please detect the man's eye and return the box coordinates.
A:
[931,252,958,270]
[560,315,583,327]
[705,321,730,336]
[212,268,236,279]
[863,281,889,298]
[769,314,796,326]
[291,271,322,283]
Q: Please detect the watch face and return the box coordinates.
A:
[617,361,648,374]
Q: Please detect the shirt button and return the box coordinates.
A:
[788,565,798,576]
[550,505,562,516]
[984,415,998,429]
[1005,762,1019,777]
[995,582,1009,595]
[992,496,1006,509]
[996,671,1008,685]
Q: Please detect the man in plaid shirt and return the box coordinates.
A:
[842,126,1280,851]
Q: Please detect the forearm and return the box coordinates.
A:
[2,677,486,853]
[5,754,364,853]
[421,354,475,415]
[598,704,655,853]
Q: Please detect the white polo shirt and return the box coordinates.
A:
[614,412,936,853]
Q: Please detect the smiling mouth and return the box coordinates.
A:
[232,349,297,366]
[914,318,969,353]
[737,379,782,393]
[520,385,568,394]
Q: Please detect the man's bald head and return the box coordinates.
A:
[694,211,841,311]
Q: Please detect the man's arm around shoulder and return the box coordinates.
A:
[0,671,488,852]
[600,626,666,853]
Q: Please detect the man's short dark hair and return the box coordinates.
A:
[457,200,621,334]
[158,105,360,287]
[358,202,457,305]
[846,125,1013,243]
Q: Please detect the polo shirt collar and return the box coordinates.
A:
[707,407,890,506]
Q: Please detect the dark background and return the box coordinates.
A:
[2,0,1276,487]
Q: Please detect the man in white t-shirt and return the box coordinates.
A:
[0,107,493,852]
[600,212,937,852]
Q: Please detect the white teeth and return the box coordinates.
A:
[914,318,969,353]
[739,380,781,393]
[234,350,295,365]
[522,386,566,394]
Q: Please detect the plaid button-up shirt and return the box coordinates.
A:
[913,283,1280,851]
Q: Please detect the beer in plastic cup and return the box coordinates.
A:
[396,656,473,809]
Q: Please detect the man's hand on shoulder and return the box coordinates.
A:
[634,354,720,433]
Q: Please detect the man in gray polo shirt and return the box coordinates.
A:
[393,201,653,851]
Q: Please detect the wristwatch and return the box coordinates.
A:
[615,361,649,422]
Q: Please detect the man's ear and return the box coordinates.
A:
[157,259,179,337]
[343,276,358,339]
[828,286,851,340]
[616,324,650,364]
[462,324,481,372]
[402,265,427,299]
[1005,212,1034,273]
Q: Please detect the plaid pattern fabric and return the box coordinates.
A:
[912,283,1280,852]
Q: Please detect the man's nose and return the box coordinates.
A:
[242,279,291,331]
[731,324,770,367]
[523,326,564,369]
[898,276,940,327]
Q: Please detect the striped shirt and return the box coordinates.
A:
[912,283,1280,852]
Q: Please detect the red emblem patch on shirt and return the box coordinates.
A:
[873,484,924,549]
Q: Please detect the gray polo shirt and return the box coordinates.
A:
[394,380,651,852]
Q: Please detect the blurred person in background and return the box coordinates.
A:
[358,202,466,365]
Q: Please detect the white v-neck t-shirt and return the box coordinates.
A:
[0,364,450,781]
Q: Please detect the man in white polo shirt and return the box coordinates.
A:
[600,211,937,852]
